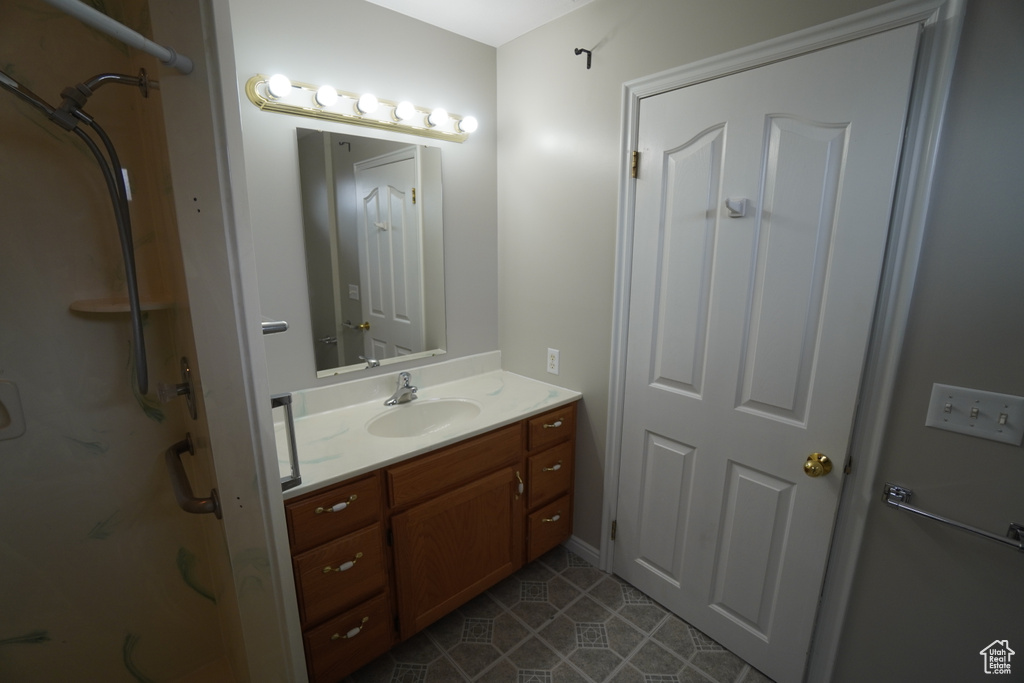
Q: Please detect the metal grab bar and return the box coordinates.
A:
[165,434,222,518]
[883,484,1023,553]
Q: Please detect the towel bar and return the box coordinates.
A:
[883,483,1023,552]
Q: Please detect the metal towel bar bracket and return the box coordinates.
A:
[883,483,1023,553]
[165,434,222,519]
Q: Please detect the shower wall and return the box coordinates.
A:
[0,2,229,680]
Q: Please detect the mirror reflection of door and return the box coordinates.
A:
[354,149,424,361]
[297,128,447,376]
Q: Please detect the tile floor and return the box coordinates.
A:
[343,546,776,683]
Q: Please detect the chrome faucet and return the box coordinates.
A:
[359,355,380,368]
[384,372,417,406]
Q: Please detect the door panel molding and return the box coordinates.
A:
[604,1,966,681]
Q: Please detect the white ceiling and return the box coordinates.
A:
[364,0,595,47]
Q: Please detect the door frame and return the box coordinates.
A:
[601,0,965,679]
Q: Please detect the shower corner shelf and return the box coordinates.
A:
[70,297,174,313]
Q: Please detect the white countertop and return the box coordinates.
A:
[276,367,580,499]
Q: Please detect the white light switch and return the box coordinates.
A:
[925,383,1024,446]
[348,284,360,301]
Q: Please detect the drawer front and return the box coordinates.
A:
[527,495,572,562]
[304,593,393,683]
[294,524,386,628]
[527,404,576,453]
[387,424,521,508]
[286,474,382,553]
[527,442,573,509]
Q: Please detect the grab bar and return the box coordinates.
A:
[883,483,1023,553]
[272,393,302,492]
[165,434,222,518]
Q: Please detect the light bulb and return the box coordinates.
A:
[394,101,416,122]
[457,116,479,134]
[356,93,379,115]
[315,85,338,107]
[427,108,449,127]
[267,74,292,99]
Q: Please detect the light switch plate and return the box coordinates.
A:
[925,383,1024,446]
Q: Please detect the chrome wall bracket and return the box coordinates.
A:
[157,357,197,420]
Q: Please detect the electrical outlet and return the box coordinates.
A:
[546,348,560,375]
[924,383,1024,446]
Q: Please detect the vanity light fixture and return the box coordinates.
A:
[245,74,477,143]
[267,73,292,99]
[427,108,449,128]
[314,85,338,107]
[394,100,416,122]
[355,93,379,115]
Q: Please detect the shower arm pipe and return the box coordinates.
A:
[41,0,193,75]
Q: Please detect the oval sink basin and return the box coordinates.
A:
[366,398,481,438]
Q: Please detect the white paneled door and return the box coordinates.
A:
[614,26,920,682]
[355,151,425,361]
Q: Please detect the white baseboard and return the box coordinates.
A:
[563,535,601,568]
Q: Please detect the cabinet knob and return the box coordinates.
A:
[542,512,562,523]
[542,460,563,472]
[542,419,564,429]
[316,494,357,514]
[515,471,524,497]
[323,552,363,573]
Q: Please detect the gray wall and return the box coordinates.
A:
[224,0,499,394]
[834,2,1024,679]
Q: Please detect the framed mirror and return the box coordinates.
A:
[296,128,446,376]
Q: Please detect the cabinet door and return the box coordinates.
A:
[392,467,523,639]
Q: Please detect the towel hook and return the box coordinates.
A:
[574,48,592,70]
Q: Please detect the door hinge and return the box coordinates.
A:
[844,458,853,475]
[611,519,617,541]
[630,151,640,179]
[412,187,416,204]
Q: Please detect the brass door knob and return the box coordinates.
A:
[804,453,832,477]
[358,321,370,331]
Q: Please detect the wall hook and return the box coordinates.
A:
[574,48,592,70]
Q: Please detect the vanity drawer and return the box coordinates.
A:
[527,404,576,453]
[526,441,573,509]
[303,592,393,683]
[286,474,383,553]
[293,524,387,628]
[387,424,521,508]
[526,495,572,562]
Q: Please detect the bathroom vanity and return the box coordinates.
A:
[276,358,579,682]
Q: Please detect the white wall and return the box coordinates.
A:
[223,0,499,395]
[833,1,1024,678]
[495,0,890,549]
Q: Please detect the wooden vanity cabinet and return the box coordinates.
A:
[284,401,578,681]
[284,473,394,683]
[524,404,576,562]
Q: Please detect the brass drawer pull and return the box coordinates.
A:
[515,471,524,497]
[542,419,564,429]
[542,512,562,523]
[330,616,369,640]
[542,460,563,472]
[323,552,363,573]
[316,494,357,514]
